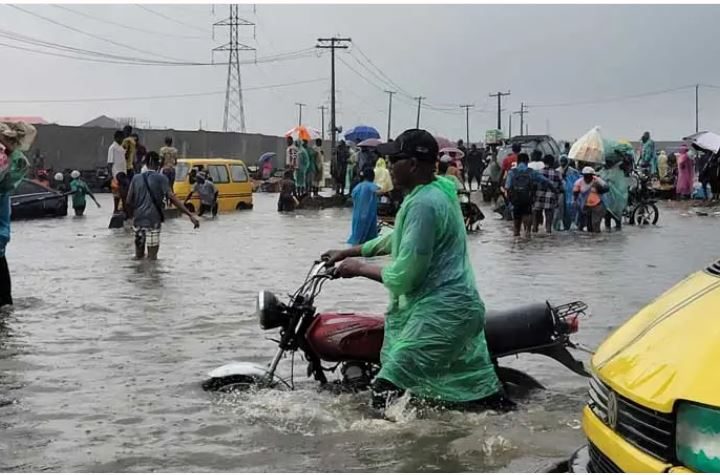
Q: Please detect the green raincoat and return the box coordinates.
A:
[295,143,309,188]
[599,163,629,220]
[361,176,500,402]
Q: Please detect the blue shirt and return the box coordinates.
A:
[505,162,553,190]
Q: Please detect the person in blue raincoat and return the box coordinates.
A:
[347,167,379,245]
[323,129,509,413]
[555,156,581,231]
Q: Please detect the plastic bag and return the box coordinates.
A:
[0,149,29,193]
[0,122,37,152]
[361,176,500,403]
[569,126,605,164]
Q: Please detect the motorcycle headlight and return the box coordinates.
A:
[676,403,720,472]
[256,290,285,330]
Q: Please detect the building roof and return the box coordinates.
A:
[80,115,123,129]
[0,116,48,125]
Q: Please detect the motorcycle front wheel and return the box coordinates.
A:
[631,202,659,226]
[202,375,271,392]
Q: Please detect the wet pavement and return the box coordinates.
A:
[1,192,718,472]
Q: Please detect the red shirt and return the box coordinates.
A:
[502,153,518,173]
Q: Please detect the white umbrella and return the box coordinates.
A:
[683,131,720,153]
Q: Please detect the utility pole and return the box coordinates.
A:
[295,102,306,126]
[213,4,255,133]
[513,102,529,137]
[316,37,352,166]
[415,96,426,128]
[460,104,473,145]
[489,90,511,131]
[695,84,699,133]
[318,105,327,140]
[508,113,512,138]
[384,90,395,140]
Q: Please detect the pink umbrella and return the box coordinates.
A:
[358,138,382,147]
[439,147,465,159]
[434,136,454,150]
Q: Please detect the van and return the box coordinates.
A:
[567,259,720,472]
[174,158,253,212]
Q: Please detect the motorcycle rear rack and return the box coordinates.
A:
[552,300,588,321]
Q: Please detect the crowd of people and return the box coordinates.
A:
[281,136,324,209]
[105,125,199,259]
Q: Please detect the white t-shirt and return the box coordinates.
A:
[107,142,126,178]
[528,161,545,171]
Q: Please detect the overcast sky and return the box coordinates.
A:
[3,3,720,142]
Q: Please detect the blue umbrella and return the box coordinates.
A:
[258,152,276,164]
[344,125,380,143]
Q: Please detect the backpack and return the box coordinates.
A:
[509,168,533,207]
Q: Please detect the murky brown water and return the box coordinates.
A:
[1,193,718,472]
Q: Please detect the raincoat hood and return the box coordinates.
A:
[433,175,459,202]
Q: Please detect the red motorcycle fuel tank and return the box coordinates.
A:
[305,312,384,364]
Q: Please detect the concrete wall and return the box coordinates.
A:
[28,124,293,171]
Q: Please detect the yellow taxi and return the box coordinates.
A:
[174,158,253,212]
[570,260,720,472]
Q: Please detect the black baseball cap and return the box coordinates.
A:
[376,129,439,162]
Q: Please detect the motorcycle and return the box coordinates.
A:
[377,192,484,232]
[480,174,500,203]
[203,261,590,394]
[625,169,659,226]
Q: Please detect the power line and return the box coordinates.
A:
[350,44,414,99]
[349,43,491,114]
[135,5,210,34]
[52,5,209,40]
[0,37,313,67]
[529,85,695,108]
[338,56,464,118]
[8,4,185,62]
[0,29,315,67]
[0,77,328,104]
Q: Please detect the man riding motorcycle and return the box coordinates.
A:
[323,129,512,412]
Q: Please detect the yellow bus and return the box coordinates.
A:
[174,158,253,212]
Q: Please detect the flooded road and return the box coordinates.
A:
[1,192,718,472]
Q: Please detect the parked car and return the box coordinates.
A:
[10,179,68,220]
[497,135,562,165]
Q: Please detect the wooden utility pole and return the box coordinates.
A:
[295,102,306,126]
[318,105,327,140]
[316,37,352,162]
[489,90,511,131]
[513,102,529,137]
[460,104,473,145]
[415,96,426,128]
[695,84,700,133]
[385,90,395,140]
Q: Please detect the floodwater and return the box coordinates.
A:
[1,192,718,472]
